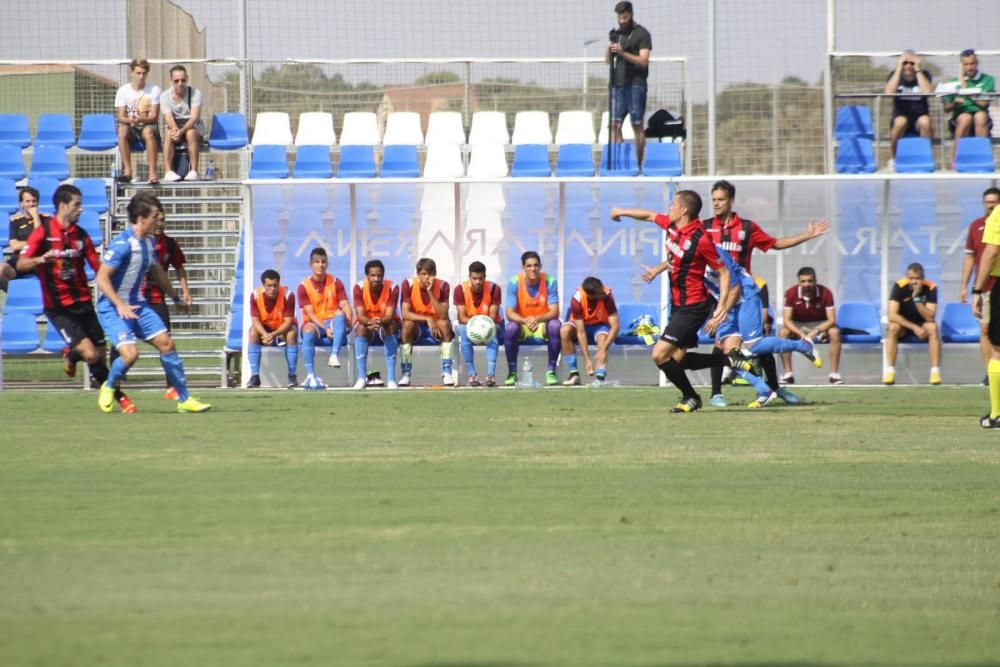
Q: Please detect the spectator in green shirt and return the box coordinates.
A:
[943,49,994,168]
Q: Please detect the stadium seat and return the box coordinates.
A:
[511,144,551,177]
[294,112,336,147]
[837,302,881,344]
[599,143,639,176]
[835,137,876,174]
[468,111,509,145]
[336,145,377,178]
[77,114,117,151]
[292,145,333,179]
[42,320,68,354]
[75,178,109,214]
[4,278,44,316]
[28,177,59,215]
[512,111,553,145]
[941,303,980,343]
[555,111,597,145]
[208,112,250,150]
[0,144,26,180]
[380,145,420,178]
[954,137,996,173]
[597,112,636,143]
[0,113,31,149]
[382,112,424,146]
[77,210,103,240]
[0,178,17,213]
[34,114,75,148]
[339,112,380,146]
[642,142,682,176]
[251,112,293,147]
[834,105,874,140]
[614,303,658,345]
[466,143,508,178]
[30,144,70,180]
[424,111,466,145]
[893,137,934,173]
[555,144,595,177]
[423,144,464,178]
[248,145,289,179]
[0,312,41,354]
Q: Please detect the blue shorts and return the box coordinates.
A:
[575,322,612,345]
[714,310,740,342]
[737,299,765,344]
[98,302,168,349]
[612,84,647,123]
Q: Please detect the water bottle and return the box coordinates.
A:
[520,357,535,387]
[205,159,215,180]
[590,379,621,388]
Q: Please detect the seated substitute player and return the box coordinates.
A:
[352,259,401,390]
[560,276,620,386]
[884,262,940,385]
[503,251,562,386]
[16,183,134,411]
[779,266,843,385]
[4,186,51,293]
[400,257,455,387]
[246,269,299,389]
[297,246,352,390]
[454,260,502,387]
[95,191,209,413]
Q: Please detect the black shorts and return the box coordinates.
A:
[660,302,713,349]
[948,113,994,136]
[891,112,928,133]
[45,303,106,349]
[988,281,1000,347]
[148,301,171,332]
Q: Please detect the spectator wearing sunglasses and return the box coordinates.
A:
[160,65,206,182]
[884,50,933,170]
[943,49,994,168]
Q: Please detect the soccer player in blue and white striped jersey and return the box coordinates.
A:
[94,191,210,414]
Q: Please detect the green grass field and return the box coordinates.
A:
[1,386,998,666]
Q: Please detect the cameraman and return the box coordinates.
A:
[606,1,652,167]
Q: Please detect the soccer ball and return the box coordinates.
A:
[467,314,497,345]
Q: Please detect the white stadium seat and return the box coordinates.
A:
[251,112,293,146]
[424,111,466,145]
[340,112,380,146]
[597,111,636,143]
[466,143,508,178]
[511,111,552,145]
[294,112,337,146]
[423,143,465,178]
[555,111,596,145]
[382,111,424,146]
[468,111,510,145]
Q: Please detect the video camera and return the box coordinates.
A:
[609,28,622,42]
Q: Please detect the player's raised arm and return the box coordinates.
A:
[610,206,659,223]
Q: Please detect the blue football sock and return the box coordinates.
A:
[459,325,476,375]
[160,350,189,401]
[331,314,347,356]
[566,353,578,373]
[106,354,131,387]
[737,368,771,395]
[486,338,499,376]
[384,334,399,382]
[248,343,262,375]
[285,344,299,377]
[303,329,317,375]
[355,336,369,381]
[748,337,809,356]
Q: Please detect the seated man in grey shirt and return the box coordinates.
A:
[160,64,207,181]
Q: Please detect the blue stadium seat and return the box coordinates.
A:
[75,178,109,214]
[28,177,59,215]
[77,114,117,151]
[209,113,250,150]
[599,143,639,176]
[78,210,103,240]
[555,144,595,177]
[248,145,289,179]
[0,113,31,149]
[837,302,881,344]
[380,145,420,178]
[835,137,876,174]
[941,303,980,343]
[4,278,44,316]
[893,137,934,173]
[834,105,874,140]
[614,303,659,345]
[336,145,377,178]
[1,312,41,354]
[0,178,17,213]
[292,145,333,179]
[30,144,70,180]
[42,320,68,354]
[954,137,996,173]
[642,142,682,176]
[0,144,26,180]
[511,144,551,177]
[34,114,75,148]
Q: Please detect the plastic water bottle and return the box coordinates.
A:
[520,357,535,387]
[590,379,621,388]
[205,158,215,180]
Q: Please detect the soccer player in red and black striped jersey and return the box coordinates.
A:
[703,180,830,404]
[16,184,133,411]
[612,191,744,413]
